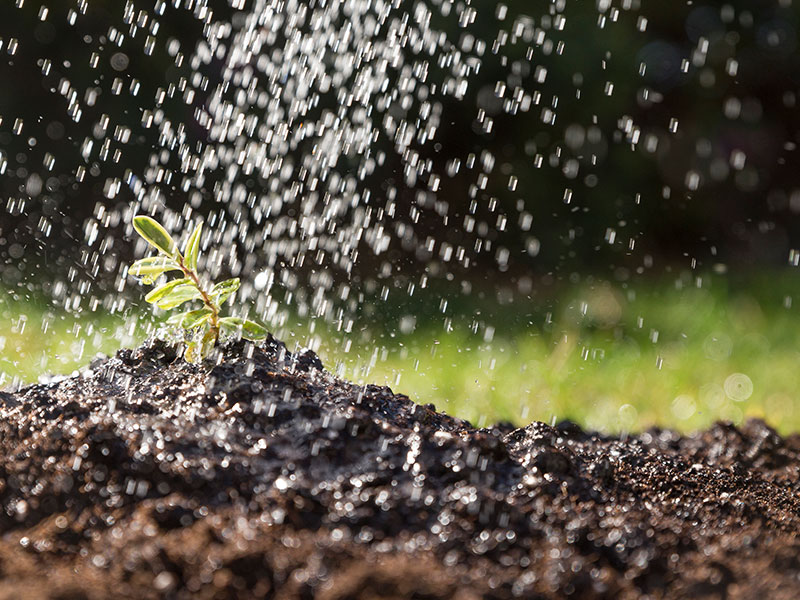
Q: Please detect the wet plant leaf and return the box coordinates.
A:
[145,278,192,304]
[167,308,212,328]
[184,323,212,363]
[166,311,186,325]
[219,316,244,331]
[200,327,217,356]
[154,285,202,310]
[184,340,200,363]
[129,256,181,281]
[219,317,267,340]
[210,278,240,306]
[181,308,213,329]
[183,222,203,271]
[242,320,268,340]
[133,216,178,257]
[167,307,212,329]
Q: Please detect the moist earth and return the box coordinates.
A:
[1,338,799,599]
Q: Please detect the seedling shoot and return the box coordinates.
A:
[129,215,267,362]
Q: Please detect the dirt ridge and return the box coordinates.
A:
[1,338,799,599]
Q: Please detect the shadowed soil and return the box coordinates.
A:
[1,338,800,599]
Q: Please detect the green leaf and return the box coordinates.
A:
[166,311,187,325]
[219,316,244,333]
[181,308,213,329]
[144,278,192,304]
[183,221,203,271]
[219,317,267,340]
[154,285,203,310]
[219,316,244,326]
[185,322,215,363]
[242,320,268,340]
[169,308,212,328]
[210,278,240,306]
[129,256,182,282]
[200,327,217,357]
[184,341,200,363]
[133,215,178,257]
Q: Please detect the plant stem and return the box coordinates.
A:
[177,255,220,343]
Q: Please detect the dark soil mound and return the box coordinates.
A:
[2,338,800,599]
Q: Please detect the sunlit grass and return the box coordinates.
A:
[0,297,137,386]
[300,273,800,433]
[3,272,800,433]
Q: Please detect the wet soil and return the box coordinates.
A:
[2,338,800,599]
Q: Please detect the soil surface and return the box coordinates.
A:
[1,338,800,599]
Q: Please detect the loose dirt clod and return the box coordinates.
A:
[1,338,799,599]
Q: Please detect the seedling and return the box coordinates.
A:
[129,215,267,362]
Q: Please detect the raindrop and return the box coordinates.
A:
[668,118,679,133]
[110,53,129,71]
[685,171,700,190]
[618,404,638,431]
[724,373,753,402]
[671,395,696,420]
[730,150,746,171]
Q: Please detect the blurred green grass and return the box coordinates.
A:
[3,271,800,434]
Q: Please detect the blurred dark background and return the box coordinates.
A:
[1,0,799,290]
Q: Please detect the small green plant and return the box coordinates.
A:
[129,215,267,362]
